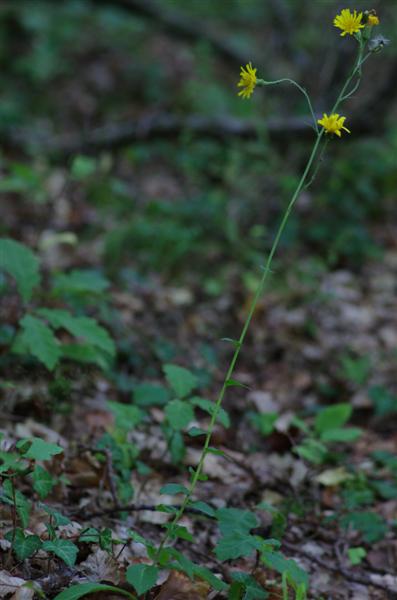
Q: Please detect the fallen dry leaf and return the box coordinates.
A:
[154,570,209,600]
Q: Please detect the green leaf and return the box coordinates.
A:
[193,565,228,591]
[165,399,194,430]
[315,403,352,434]
[231,572,268,599]
[38,309,115,357]
[32,466,54,499]
[225,378,250,389]
[107,401,143,430]
[53,583,135,600]
[19,437,63,461]
[17,315,61,370]
[52,269,109,297]
[159,483,189,495]
[348,546,367,566]
[126,564,159,595]
[11,529,42,560]
[215,532,260,561]
[61,343,110,370]
[188,500,215,517]
[163,523,194,542]
[320,427,361,442]
[189,396,230,428]
[163,364,198,398]
[2,482,32,528]
[41,504,71,526]
[295,438,328,464]
[0,238,40,302]
[341,511,388,543]
[133,383,170,407]
[43,539,78,566]
[70,155,97,179]
[216,508,259,536]
[188,426,207,437]
[262,551,308,590]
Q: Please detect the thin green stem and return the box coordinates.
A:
[257,78,319,133]
[154,41,369,561]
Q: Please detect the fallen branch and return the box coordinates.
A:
[3,114,324,158]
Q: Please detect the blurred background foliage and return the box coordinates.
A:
[0,0,396,293]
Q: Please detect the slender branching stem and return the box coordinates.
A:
[154,42,367,560]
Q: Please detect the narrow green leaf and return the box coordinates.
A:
[53,583,135,600]
[159,483,189,495]
[225,378,250,390]
[188,500,216,517]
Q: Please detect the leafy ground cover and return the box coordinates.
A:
[1,1,397,598]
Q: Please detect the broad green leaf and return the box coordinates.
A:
[53,583,135,600]
[43,539,78,566]
[320,427,361,442]
[32,466,54,499]
[163,364,197,398]
[159,483,189,495]
[61,343,110,370]
[231,572,268,600]
[41,504,71,526]
[295,438,328,464]
[70,155,97,179]
[165,399,194,430]
[107,401,143,430]
[126,564,158,595]
[17,315,61,370]
[215,532,260,561]
[133,383,170,407]
[314,403,352,434]
[0,238,40,302]
[216,508,259,536]
[11,529,42,560]
[38,309,115,357]
[19,437,63,461]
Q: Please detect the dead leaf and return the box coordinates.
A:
[79,549,120,585]
[154,570,209,600]
[0,571,27,598]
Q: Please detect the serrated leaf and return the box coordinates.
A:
[43,539,78,566]
[20,437,63,461]
[32,465,54,499]
[165,399,194,430]
[52,583,135,600]
[216,508,259,535]
[18,315,61,370]
[38,309,115,357]
[163,364,198,398]
[160,483,189,495]
[126,564,158,595]
[215,532,260,561]
[0,238,40,302]
[314,403,352,434]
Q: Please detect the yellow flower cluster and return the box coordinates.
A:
[333,8,380,36]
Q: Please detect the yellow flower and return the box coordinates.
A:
[334,9,364,36]
[368,13,380,26]
[317,113,351,137]
[237,62,257,99]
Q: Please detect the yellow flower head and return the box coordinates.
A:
[367,13,380,26]
[237,62,257,99]
[317,113,351,137]
[334,9,364,36]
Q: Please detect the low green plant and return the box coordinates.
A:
[0,237,115,371]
